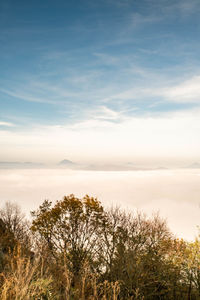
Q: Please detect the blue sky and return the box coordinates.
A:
[1,0,200,164]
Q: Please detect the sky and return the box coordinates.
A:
[1,0,200,165]
[1,0,200,240]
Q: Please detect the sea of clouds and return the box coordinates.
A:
[0,168,200,241]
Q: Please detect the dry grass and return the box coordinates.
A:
[0,248,122,300]
[0,246,54,300]
[0,246,144,299]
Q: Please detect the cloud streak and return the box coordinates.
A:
[0,121,14,127]
[163,76,200,103]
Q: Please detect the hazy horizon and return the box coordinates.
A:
[0,157,200,170]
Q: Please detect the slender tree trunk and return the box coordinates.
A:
[187,272,192,300]
[173,281,176,300]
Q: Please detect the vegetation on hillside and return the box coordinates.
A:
[0,195,200,299]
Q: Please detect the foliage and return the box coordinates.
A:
[31,195,104,274]
[0,195,200,299]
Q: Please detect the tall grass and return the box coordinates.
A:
[0,246,54,299]
[0,246,124,299]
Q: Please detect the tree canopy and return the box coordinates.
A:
[0,195,200,299]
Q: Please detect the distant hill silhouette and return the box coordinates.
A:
[186,162,200,169]
[0,162,44,168]
[58,159,77,168]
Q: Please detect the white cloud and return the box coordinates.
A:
[163,76,200,103]
[86,106,122,121]
[104,75,200,104]
[0,121,15,127]
[103,87,155,102]
[0,88,55,104]
[0,109,200,164]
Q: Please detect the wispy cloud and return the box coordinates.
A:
[1,0,200,155]
[1,108,200,165]
[0,121,15,127]
[87,106,122,121]
[130,12,161,28]
[0,88,56,104]
[103,73,200,106]
[162,76,200,103]
[176,0,200,15]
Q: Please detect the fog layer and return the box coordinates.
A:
[0,169,199,240]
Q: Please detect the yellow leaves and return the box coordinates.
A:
[30,194,105,262]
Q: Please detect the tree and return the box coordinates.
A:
[180,239,200,299]
[31,194,105,289]
[0,201,31,248]
[104,212,174,299]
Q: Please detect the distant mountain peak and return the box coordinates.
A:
[59,159,76,165]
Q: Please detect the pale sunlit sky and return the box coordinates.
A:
[0,0,200,165]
